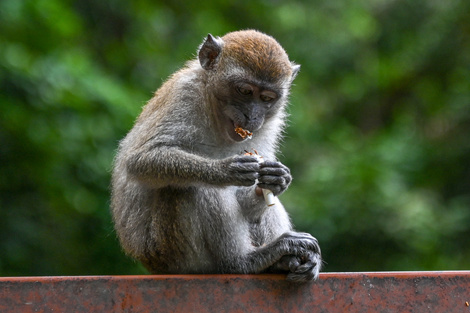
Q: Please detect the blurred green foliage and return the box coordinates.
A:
[1,0,469,275]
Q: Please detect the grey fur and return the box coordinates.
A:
[111,30,321,282]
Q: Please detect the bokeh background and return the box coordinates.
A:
[1,0,469,276]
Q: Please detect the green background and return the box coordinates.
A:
[1,0,469,275]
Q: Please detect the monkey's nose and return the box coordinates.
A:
[246,118,264,132]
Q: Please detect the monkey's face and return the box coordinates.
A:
[213,77,283,142]
[198,31,300,143]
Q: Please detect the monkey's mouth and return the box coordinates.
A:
[228,120,252,142]
[234,126,253,140]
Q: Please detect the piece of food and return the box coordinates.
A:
[244,150,276,206]
[235,126,253,139]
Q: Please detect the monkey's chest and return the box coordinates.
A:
[248,222,269,247]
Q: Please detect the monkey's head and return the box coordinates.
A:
[198,30,300,143]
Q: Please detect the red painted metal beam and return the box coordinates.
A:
[1,272,469,312]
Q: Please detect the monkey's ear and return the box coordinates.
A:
[291,63,301,81]
[198,34,223,70]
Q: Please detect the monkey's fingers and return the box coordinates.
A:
[295,251,317,274]
[226,155,260,172]
[258,174,287,185]
[231,170,259,186]
[257,183,282,196]
[259,161,291,173]
[270,255,300,272]
[239,177,260,186]
[258,161,292,189]
[233,155,261,164]
[223,155,260,186]
[279,232,321,253]
[258,167,289,177]
[287,266,318,282]
[258,174,290,196]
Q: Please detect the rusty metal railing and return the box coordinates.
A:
[1,272,469,312]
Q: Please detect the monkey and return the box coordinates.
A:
[111,30,322,282]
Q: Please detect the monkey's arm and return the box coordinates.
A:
[125,146,260,188]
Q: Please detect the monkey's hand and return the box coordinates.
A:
[269,232,322,282]
[257,161,292,196]
[219,155,260,186]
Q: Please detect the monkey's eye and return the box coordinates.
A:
[237,86,253,96]
[260,91,277,103]
[260,95,274,102]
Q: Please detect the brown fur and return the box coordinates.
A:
[221,30,293,82]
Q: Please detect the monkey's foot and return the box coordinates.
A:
[289,251,322,282]
[269,232,322,282]
[272,252,322,282]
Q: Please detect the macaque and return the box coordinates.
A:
[111,30,321,282]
